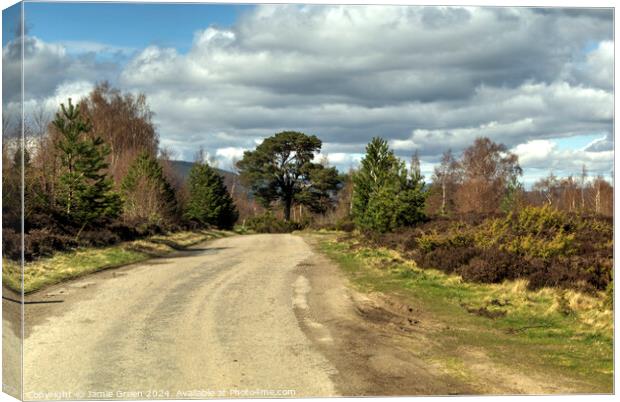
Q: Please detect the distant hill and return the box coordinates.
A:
[169,160,245,195]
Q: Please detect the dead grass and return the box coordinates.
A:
[3,229,233,294]
[317,233,613,393]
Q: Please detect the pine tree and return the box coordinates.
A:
[121,151,178,225]
[235,131,338,221]
[185,161,238,229]
[352,137,426,232]
[53,98,121,234]
[351,137,397,222]
[500,175,524,213]
[397,153,426,226]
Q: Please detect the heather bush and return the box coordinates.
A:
[24,229,78,260]
[77,230,120,247]
[365,206,612,293]
[461,249,522,283]
[335,216,355,232]
[2,229,21,260]
[416,243,479,274]
[245,212,304,233]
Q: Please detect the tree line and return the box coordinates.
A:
[2,82,613,260]
[235,132,612,233]
[2,83,237,260]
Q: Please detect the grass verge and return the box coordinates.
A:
[315,233,613,393]
[3,229,235,294]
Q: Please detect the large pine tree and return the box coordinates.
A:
[235,131,340,221]
[53,98,121,234]
[121,151,178,224]
[185,161,238,229]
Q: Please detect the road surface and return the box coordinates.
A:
[4,233,567,399]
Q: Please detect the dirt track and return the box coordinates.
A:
[3,233,568,399]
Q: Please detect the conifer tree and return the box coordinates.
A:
[121,151,178,224]
[236,131,339,221]
[53,98,121,235]
[185,161,238,229]
[351,137,398,221]
[352,137,426,232]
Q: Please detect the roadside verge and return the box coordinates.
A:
[310,231,613,394]
[3,229,235,294]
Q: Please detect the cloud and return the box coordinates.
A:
[2,35,119,103]
[6,5,614,179]
[571,40,614,90]
[512,140,556,166]
[511,138,613,184]
[584,132,613,152]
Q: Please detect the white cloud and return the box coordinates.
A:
[510,138,613,184]
[512,139,556,165]
[216,146,246,162]
[570,40,614,90]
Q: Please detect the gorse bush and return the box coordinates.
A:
[475,205,577,260]
[512,205,575,234]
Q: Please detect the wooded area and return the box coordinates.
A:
[2,84,613,296]
[2,83,237,261]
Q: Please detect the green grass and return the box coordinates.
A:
[3,229,234,294]
[316,234,613,393]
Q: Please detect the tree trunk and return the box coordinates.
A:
[284,198,292,221]
[441,179,446,215]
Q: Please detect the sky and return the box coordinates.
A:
[2,2,614,186]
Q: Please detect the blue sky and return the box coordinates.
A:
[23,2,252,52]
[2,3,614,184]
[2,2,20,45]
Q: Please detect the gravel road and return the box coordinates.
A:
[3,233,575,399]
[20,234,341,399]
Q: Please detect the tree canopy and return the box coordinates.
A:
[121,151,178,225]
[53,98,121,233]
[185,160,238,229]
[352,137,426,232]
[456,137,522,213]
[236,131,340,221]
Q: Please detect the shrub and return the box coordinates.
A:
[24,229,78,261]
[417,244,479,274]
[335,216,355,232]
[107,221,141,241]
[512,205,575,235]
[245,212,304,233]
[461,249,522,283]
[77,230,120,247]
[2,228,21,260]
[359,206,612,294]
